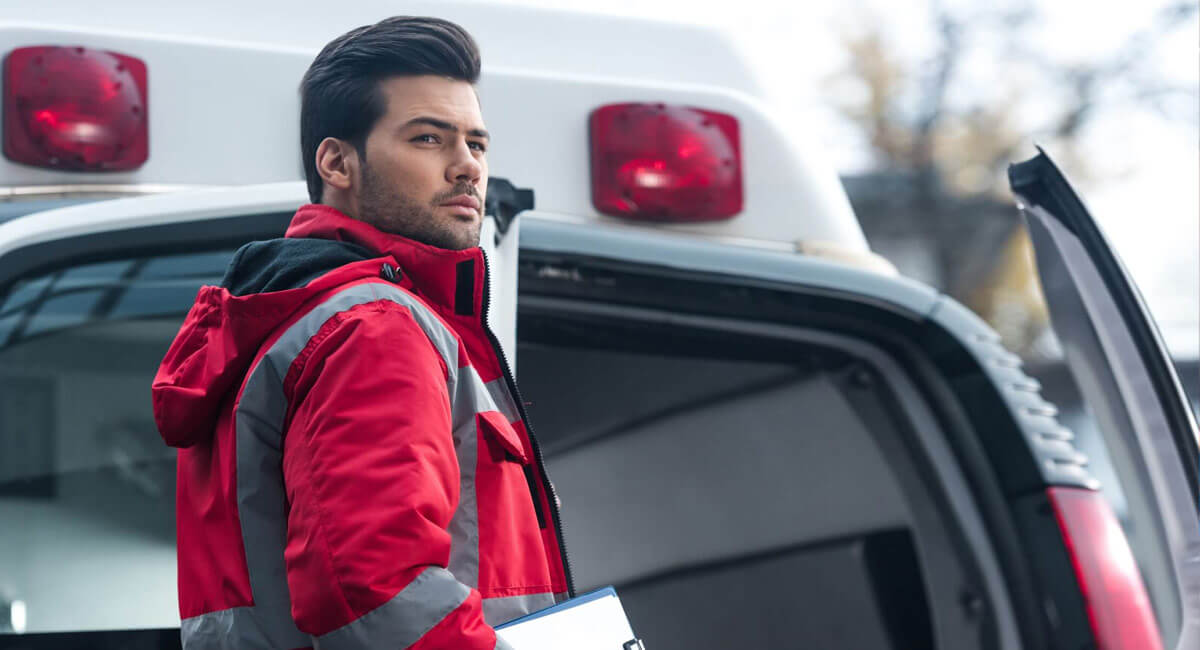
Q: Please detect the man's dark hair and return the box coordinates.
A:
[300,16,481,203]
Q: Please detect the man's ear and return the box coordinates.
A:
[315,137,358,194]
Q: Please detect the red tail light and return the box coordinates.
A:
[589,103,742,222]
[3,46,148,171]
[1048,487,1164,650]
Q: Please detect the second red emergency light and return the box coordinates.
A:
[589,103,743,222]
[3,45,148,171]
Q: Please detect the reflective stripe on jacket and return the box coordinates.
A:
[153,204,570,649]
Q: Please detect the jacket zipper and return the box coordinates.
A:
[478,249,577,598]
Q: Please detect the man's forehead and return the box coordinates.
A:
[379,75,485,128]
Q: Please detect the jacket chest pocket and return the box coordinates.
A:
[477,411,547,529]
[478,410,528,464]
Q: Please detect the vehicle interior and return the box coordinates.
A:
[515,283,1005,650]
[521,330,933,649]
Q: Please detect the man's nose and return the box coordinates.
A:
[446,140,483,185]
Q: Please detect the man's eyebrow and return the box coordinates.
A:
[403,116,490,141]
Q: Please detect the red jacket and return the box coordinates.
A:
[153,204,571,649]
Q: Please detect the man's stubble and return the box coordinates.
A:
[357,160,482,251]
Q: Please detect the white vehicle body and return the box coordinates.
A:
[0,2,881,635]
[0,4,1196,650]
[0,0,877,258]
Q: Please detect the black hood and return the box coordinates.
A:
[221,237,374,297]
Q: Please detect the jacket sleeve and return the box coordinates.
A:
[280,300,510,650]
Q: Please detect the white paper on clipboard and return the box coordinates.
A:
[495,587,644,650]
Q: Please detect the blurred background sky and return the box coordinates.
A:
[515,0,1199,365]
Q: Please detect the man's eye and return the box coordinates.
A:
[412,134,439,144]
[469,141,487,152]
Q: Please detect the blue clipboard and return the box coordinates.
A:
[496,586,618,629]
[495,586,644,649]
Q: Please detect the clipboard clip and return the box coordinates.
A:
[623,640,646,650]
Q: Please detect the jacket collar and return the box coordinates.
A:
[285,204,486,318]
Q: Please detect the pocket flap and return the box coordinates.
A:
[477,411,528,464]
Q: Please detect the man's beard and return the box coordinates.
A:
[357,162,482,251]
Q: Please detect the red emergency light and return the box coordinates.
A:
[1048,487,1164,650]
[3,46,148,171]
[589,103,743,222]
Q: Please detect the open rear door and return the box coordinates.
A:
[480,178,530,373]
[1009,149,1200,650]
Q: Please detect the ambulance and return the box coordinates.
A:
[0,2,1196,649]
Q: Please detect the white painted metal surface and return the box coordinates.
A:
[0,0,869,253]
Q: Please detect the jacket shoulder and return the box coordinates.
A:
[290,280,457,378]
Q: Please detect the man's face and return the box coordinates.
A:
[354,75,489,250]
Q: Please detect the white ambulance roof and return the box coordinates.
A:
[0,1,872,256]
[1,1,767,98]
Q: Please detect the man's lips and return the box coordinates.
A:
[439,195,481,212]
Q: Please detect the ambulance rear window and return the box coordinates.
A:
[0,250,232,349]
[0,247,235,634]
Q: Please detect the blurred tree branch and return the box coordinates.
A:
[830,0,1197,358]
[1042,2,1198,140]
[831,0,1198,198]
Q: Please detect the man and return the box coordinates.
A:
[152,16,570,649]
